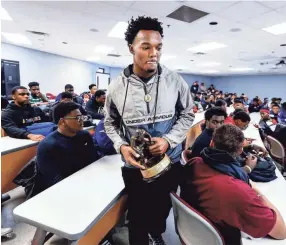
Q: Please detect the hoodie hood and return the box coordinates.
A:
[201,147,249,185]
[201,147,238,166]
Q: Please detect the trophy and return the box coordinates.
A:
[130,129,172,183]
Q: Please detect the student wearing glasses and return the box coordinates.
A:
[1,86,47,141]
[36,102,99,190]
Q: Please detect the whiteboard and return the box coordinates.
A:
[96,73,110,90]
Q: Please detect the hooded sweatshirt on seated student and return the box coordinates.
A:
[1,102,46,139]
[181,147,276,245]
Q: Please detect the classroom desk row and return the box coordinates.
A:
[242,115,286,245]
[1,120,100,193]
[6,112,286,245]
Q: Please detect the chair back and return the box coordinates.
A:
[171,192,224,245]
[267,135,285,167]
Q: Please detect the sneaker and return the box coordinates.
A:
[1,227,13,237]
[150,235,166,245]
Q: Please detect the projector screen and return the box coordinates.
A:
[96,73,110,90]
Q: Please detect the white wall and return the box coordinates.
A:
[1,43,110,95]
[211,75,286,101]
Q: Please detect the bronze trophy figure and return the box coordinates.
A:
[130,129,172,183]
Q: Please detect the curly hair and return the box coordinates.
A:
[124,16,164,45]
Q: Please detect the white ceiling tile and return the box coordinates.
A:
[276,5,286,15]
[2,1,286,75]
[258,1,286,9]
[184,1,238,13]
[216,1,273,22]
[245,10,286,29]
[131,1,182,18]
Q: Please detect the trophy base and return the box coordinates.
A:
[141,154,172,183]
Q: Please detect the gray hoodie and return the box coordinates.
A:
[104,64,195,167]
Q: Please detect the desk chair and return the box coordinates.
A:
[267,136,285,174]
[170,192,225,245]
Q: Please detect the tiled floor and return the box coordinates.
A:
[1,187,181,245]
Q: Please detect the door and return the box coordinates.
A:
[1,59,20,97]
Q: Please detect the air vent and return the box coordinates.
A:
[26,30,49,36]
[107,54,121,57]
[194,52,205,56]
[167,5,209,23]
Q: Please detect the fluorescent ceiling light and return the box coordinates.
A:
[86,56,100,62]
[1,32,31,45]
[187,42,227,52]
[108,21,128,39]
[161,55,176,61]
[94,45,114,54]
[204,70,219,73]
[0,7,13,21]
[229,67,254,72]
[262,22,286,35]
[197,62,221,67]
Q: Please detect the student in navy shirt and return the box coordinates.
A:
[36,102,99,190]
[191,107,227,157]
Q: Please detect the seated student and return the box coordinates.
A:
[231,98,248,112]
[28,81,48,105]
[49,92,86,122]
[36,102,99,191]
[232,111,251,130]
[181,124,286,245]
[262,98,270,109]
[55,84,83,105]
[258,109,277,136]
[215,99,227,112]
[278,102,286,124]
[191,107,227,157]
[204,94,215,110]
[1,86,49,141]
[270,103,280,123]
[224,108,243,125]
[85,90,106,119]
[93,119,116,156]
[80,84,97,102]
[249,98,263,113]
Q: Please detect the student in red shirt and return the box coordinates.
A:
[181,124,286,245]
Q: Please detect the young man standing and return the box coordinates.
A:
[36,102,99,192]
[1,86,46,141]
[181,124,286,245]
[104,16,194,245]
[86,90,106,119]
[28,81,48,105]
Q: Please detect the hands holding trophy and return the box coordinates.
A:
[127,129,172,182]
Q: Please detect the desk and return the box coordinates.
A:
[1,137,38,193]
[13,154,126,245]
[242,114,286,244]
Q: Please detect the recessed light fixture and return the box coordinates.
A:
[108,21,128,39]
[229,67,254,72]
[86,56,101,62]
[1,32,31,45]
[160,55,176,61]
[197,62,221,67]
[62,42,68,44]
[209,22,218,25]
[0,7,13,21]
[262,22,286,35]
[94,45,114,54]
[230,28,241,32]
[187,42,227,52]
[281,44,286,47]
